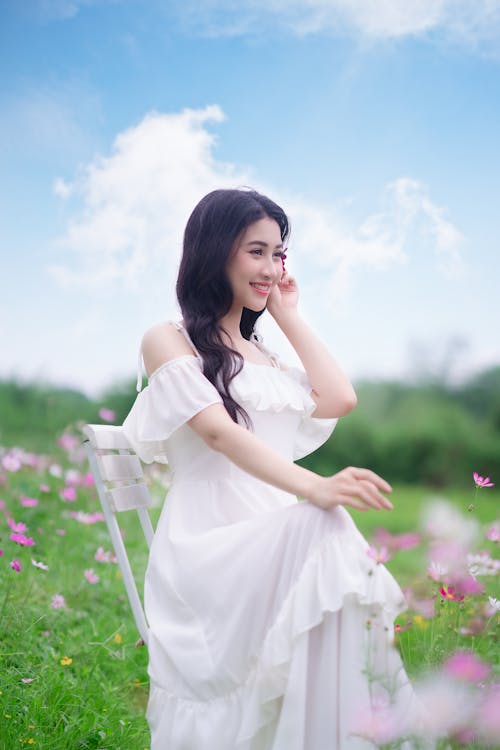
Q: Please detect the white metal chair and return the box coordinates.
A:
[83,424,154,646]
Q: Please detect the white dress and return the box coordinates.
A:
[122,324,419,749]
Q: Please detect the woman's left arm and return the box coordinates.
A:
[267,272,357,419]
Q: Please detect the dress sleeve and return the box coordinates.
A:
[284,366,338,461]
[122,355,223,464]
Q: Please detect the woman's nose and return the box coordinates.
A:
[261,255,275,278]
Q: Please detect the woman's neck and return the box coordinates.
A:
[219,307,245,345]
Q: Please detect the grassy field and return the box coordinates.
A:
[0,435,498,749]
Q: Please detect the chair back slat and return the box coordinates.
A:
[83,423,158,646]
[82,424,132,450]
[108,483,152,512]
[97,453,143,481]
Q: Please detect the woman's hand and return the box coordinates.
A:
[267,270,299,320]
[309,467,394,512]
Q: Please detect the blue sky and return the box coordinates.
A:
[1,0,499,395]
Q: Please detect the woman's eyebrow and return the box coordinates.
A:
[245,240,283,249]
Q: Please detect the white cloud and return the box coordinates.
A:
[49,105,252,291]
[49,106,464,314]
[170,0,500,48]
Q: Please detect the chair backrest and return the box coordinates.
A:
[83,424,154,646]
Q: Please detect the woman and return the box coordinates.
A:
[123,188,419,749]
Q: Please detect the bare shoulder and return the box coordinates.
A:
[141,321,196,377]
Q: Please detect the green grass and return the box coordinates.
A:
[0,442,498,749]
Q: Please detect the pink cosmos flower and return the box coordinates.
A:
[55,528,66,536]
[39,484,50,493]
[486,523,500,542]
[444,651,491,682]
[9,532,35,547]
[0,549,3,556]
[427,560,449,582]
[64,469,81,486]
[473,471,495,488]
[10,559,21,572]
[95,546,117,563]
[69,511,105,525]
[351,696,407,744]
[60,486,76,502]
[488,597,500,612]
[2,454,22,472]
[373,528,421,551]
[20,496,38,507]
[51,594,66,609]
[451,574,484,596]
[439,585,464,602]
[0,499,5,510]
[58,433,79,452]
[367,545,392,564]
[413,674,476,739]
[31,559,49,571]
[98,407,116,422]
[49,463,63,478]
[84,568,99,584]
[21,677,35,684]
[7,518,28,533]
[80,472,94,487]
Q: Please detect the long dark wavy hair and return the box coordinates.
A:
[176,188,290,425]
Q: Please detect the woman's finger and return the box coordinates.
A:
[349,467,392,494]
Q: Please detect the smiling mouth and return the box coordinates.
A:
[250,283,271,295]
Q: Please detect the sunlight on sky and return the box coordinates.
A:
[1,0,499,394]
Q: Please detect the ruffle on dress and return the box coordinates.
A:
[122,355,223,464]
[123,356,337,465]
[230,364,337,460]
[145,505,410,749]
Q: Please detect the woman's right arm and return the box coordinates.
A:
[189,403,393,513]
[141,322,393,513]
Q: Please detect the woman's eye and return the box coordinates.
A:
[273,251,284,259]
[250,248,263,255]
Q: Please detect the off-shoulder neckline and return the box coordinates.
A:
[147,354,283,383]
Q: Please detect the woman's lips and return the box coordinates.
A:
[250,282,271,296]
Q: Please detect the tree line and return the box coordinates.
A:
[0,365,498,488]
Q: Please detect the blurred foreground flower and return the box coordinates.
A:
[475,684,500,744]
[444,651,490,682]
[372,528,421,551]
[414,674,477,740]
[352,696,408,745]
[51,594,66,609]
[10,559,21,572]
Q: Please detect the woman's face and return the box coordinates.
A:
[226,216,284,312]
